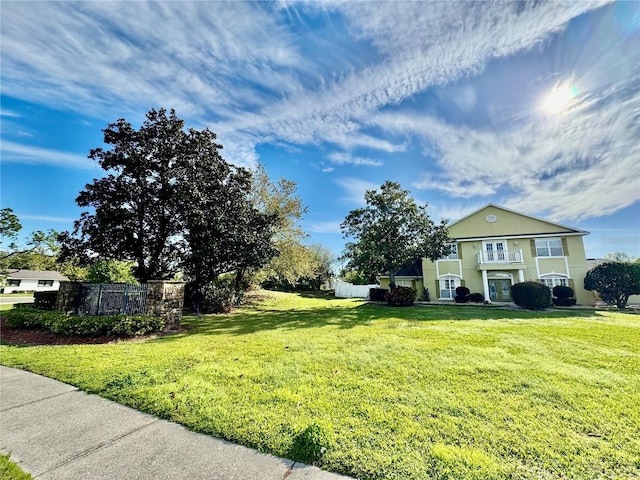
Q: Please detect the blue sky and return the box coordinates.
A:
[1,1,639,261]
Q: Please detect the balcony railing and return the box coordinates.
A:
[477,249,523,265]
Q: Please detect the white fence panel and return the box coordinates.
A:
[334,280,379,299]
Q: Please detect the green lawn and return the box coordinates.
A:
[1,292,639,479]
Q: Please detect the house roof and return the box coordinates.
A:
[6,269,69,281]
[449,203,589,239]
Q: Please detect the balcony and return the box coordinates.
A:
[477,249,523,267]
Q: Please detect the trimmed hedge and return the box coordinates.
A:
[34,291,58,311]
[386,287,416,307]
[454,286,470,303]
[468,292,485,303]
[511,282,551,310]
[4,307,164,337]
[552,285,576,306]
[369,288,388,302]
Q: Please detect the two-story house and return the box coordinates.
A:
[381,204,592,305]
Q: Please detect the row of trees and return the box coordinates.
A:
[2,109,333,309]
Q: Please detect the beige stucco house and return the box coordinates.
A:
[381,204,592,305]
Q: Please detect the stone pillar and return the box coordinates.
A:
[145,281,185,330]
[56,281,83,312]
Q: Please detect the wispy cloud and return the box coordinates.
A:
[334,178,380,205]
[305,220,342,234]
[2,0,634,226]
[327,152,383,167]
[1,141,92,170]
[17,214,75,224]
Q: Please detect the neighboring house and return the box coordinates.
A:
[380,204,592,305]
[2,269,69,293]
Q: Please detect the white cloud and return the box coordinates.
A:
[327,152,383,167]
[0,0,607,164]
[2,0,634,225]
[17,214,75,224]
[305,220,342,234]
[1,141,92,170]
[378,71,640,222]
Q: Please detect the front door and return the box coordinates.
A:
[488,279,512,302]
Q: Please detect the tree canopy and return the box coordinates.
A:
[60,109,279,299]
[340,181,450,288]
[584,261,640,309]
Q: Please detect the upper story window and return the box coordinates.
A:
[441,244,458,260]
[535,238,564,257]
[8,279,21,287]
[38,280,54,287]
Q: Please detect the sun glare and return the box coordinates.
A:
[541,84,578,114]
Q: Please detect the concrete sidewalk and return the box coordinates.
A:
[0,366,353,479]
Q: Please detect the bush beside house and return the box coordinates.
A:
[511,282,551,310]
[386,287,416,307]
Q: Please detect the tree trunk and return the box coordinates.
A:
[389,271,396,290]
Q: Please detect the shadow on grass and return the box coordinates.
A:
[158,302,603,340]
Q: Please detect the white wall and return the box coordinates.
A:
[3,279,61,293]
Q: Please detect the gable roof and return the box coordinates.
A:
[6,269,69,281]
[448,203,589,240]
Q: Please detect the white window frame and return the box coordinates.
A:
[38,280,54,287]
[539,275,568,289]
[442,244,458,260]
[8,279,21,287]
[439,276,460,299]
[535,238,564,257]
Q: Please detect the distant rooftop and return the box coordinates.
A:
[6,269,69,281]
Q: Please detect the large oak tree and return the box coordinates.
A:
[60,109,278,294]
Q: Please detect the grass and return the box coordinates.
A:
[1,291,639,479]
[0,454,32,480]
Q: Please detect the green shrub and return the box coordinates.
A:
[552,285,576,306]
[468,292,485,303]
[511,281,551,310]
[47,315,116,336]
[552,285,574,299]
[185,280,237,314]
[4,307,163,337]
[454,286,470,303]
[112,315,164,336]
[369,288,388,301]
[4,307,65,329]
[289,423,334,465]
[34,291,58,310]
[386,286,416,307]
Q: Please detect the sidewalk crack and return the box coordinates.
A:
[34,418,160,478]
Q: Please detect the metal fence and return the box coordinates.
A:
[78,283,147,316]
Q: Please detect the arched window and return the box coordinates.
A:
[439,275,460,299]
[539,274,568,289]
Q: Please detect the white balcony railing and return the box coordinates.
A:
[477,249,523,265]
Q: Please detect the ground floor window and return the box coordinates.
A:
[8,279,21,287]
[38,280,54,287]
[439,277,459,299]
[540,276,568,289]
